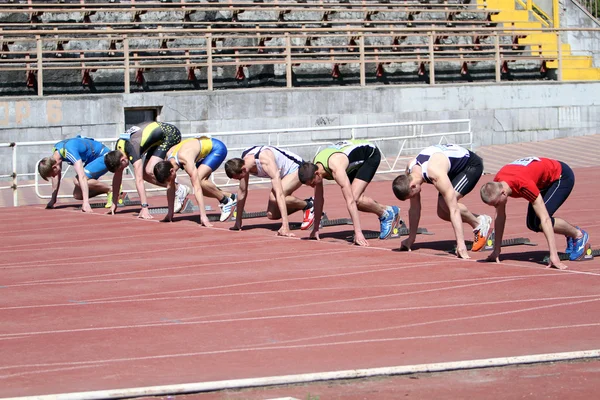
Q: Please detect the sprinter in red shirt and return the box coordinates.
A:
[480,157,588,269]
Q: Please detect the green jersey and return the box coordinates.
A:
[313,140,377,180]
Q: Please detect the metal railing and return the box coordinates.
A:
[2,26,594,96]
[0,118,472,206]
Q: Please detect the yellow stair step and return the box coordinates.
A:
[491,10,530,22]
[477,0,516,10]
[505,21,544,35]
[518,33,558,45]
[547,57,593,69]
[528,43,572,55]
[560,68,600,81]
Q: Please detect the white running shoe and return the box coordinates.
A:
[218,194,237,222]
[472,214,492,252]
[174,184,190,213]
[301,197,315,230]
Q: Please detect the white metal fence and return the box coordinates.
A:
[0,119,472,207]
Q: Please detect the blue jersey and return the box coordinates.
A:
[53,137,108,166]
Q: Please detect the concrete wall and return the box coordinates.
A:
[1,81,599,176]
[564,0,600,66]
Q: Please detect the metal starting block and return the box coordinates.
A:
[543,244,595,263]
[457,231,536,252]
[289,214,352,230]
[233,210,268,219]
[346,220,432,242]
[147,200,211,216]
[86,193,136,209]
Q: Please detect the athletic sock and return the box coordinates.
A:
[303,198,314,211]
[220,194,236,204]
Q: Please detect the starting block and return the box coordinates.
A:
[289,214,352,230]
[543,244,595,263]
[86,193,136,209]
[458,231,536,251]
[346,220,432,242]
[232,210,267,219]
[147,200,211,216]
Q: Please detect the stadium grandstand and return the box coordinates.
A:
[0,0,598,208]
[0,0,598,95]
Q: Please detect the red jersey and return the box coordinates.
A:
[494,157,562,202]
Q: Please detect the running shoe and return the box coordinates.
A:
[379,205,401,240]
[174,184,190,213]
[565,236,574,256]
[472,214,493,252]
[218,194,237,222]
[301,197,315,230]
[570,227,589,261]
[104,191,114,209]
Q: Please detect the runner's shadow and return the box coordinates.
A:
[390,239,456,253]
[482,249,549,264]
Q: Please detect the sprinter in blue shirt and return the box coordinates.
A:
[38,136,112,212]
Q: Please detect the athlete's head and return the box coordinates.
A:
[154,161,176,184]
[392,173,421,200]
[38,156,59,181]
[224,158,246,179]
[480,181,506,207]
[298,162,321,187]
[104,150,129,173]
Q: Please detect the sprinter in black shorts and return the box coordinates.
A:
[297,140,401,247]
[104,121,187,220]
[392,144,491,258]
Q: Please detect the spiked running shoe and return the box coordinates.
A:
[570,227,589,261]
[565,235,574,257]
[104,191,114,209]
[174,184,190,213]
[472,214,493,252]
[379,205,401,240]
[218,194,237,222]
[301,198,315,230]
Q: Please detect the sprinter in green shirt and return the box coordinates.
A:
[298,140,401,246]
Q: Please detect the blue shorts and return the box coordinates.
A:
[197,138,228,171]
[83,146,110,180]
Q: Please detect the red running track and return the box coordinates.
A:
[1,168,600,398]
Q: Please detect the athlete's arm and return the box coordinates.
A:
[428,155,469,258]
[532,195,567,269]
[46,163,62,209]
[259,150,294,237]
[132,159,152,220]
[486,202,506,263]
[72,160,92,213]
[232,174,249,230]
[310,181,324,240]
[182,157,213,228]
[330,154,368,246]
[107,164,123,215]
[161,176,176,222]
[402,193,422,251]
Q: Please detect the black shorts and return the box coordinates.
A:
[347,147,381,184]
[526,161,574,232]
[147,122,181,160]
[446,151,484,197]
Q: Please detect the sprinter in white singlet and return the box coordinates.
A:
[392,144,492,257]
[224,146,315,237]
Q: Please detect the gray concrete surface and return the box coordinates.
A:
[1,81,599,177]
